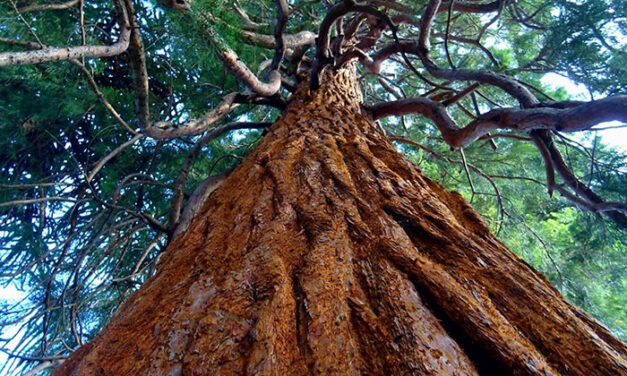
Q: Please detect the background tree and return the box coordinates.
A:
[0,0,625,374]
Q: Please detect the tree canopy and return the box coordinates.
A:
[0,0,625,374]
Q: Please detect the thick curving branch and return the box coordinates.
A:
[0,1,130,67]
[121,0,278,138]
[421,51,537,107]
[310,0,395,89]
[369,96,460,143]
[241,30,316,49]
[415,0,538,107]
[367,41,418,73]
[16,0,79,12]
[145,93,242,139]
[310,0,358,88]
[466,96,627,135]
[437,0,506,14]
[419,0,441,52]
[532,130,627,229]
[270,0,289,71]
[370,96,627,148]
[374,97,627,225]
[208,30,281,96]
[194,10,281,96]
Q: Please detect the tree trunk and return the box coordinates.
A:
[53,68,627,376]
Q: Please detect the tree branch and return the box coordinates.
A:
[270,0,289,71]
[17,0,78,12]
[71,59,137,134]
[241,30,316,49]
[145,93,242,139]
[0,197,79,208]
[311,0,395,89]
[120,0,276,138]
[532,130,627,229]
[86,133,144,183]
[0,37,41,49]
[0,0,130,67]
[200,16,281,96]
[371,95,626,148]
[234,3,263,30]
[437,0,504,14]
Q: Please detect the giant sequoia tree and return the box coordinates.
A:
[1,0,626,374]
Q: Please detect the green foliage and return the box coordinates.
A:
[392,132,627,339]
[0,0,625,374]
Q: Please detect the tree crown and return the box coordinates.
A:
[0,0,625,374]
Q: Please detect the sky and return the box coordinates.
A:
[541,73,627,152]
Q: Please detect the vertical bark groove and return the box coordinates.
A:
[54,67,627,376]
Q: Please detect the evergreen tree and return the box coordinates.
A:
[0,0,625,374]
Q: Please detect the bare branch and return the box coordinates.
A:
[0,1,130,67]
[234,3,263,30]
[367,42,417,73]
[200,16,281,96]
[271,0,289,71]
[86,133,144,183]
[21,359,64,376]
[311,1,395,88]
[17,0,78,12]
[532,130,627,228]
[372,96,627,148]
[70,59,137,134]
[241,30,316,49]
[0,37,136,134]
[464,96,627,141]
[437,0,504,14]
[412,1,538,106]
[120,1,274,138]
[171,173,226,240]
[145,93,242,139]
[420,56,538,107]
[0,197,79,208]
[459,148,476,200]
[0,37,41,49]
[369,96,460,143]
[419,0,441,52]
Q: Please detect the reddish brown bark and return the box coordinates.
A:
[53,68,627,376]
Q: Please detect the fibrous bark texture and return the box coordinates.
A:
[54,68,627,376]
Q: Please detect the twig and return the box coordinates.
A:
[0,0,130,67]
[86,133,144,183]
[459,148,476,201]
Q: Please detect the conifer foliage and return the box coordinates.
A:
[0,0,625,374]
